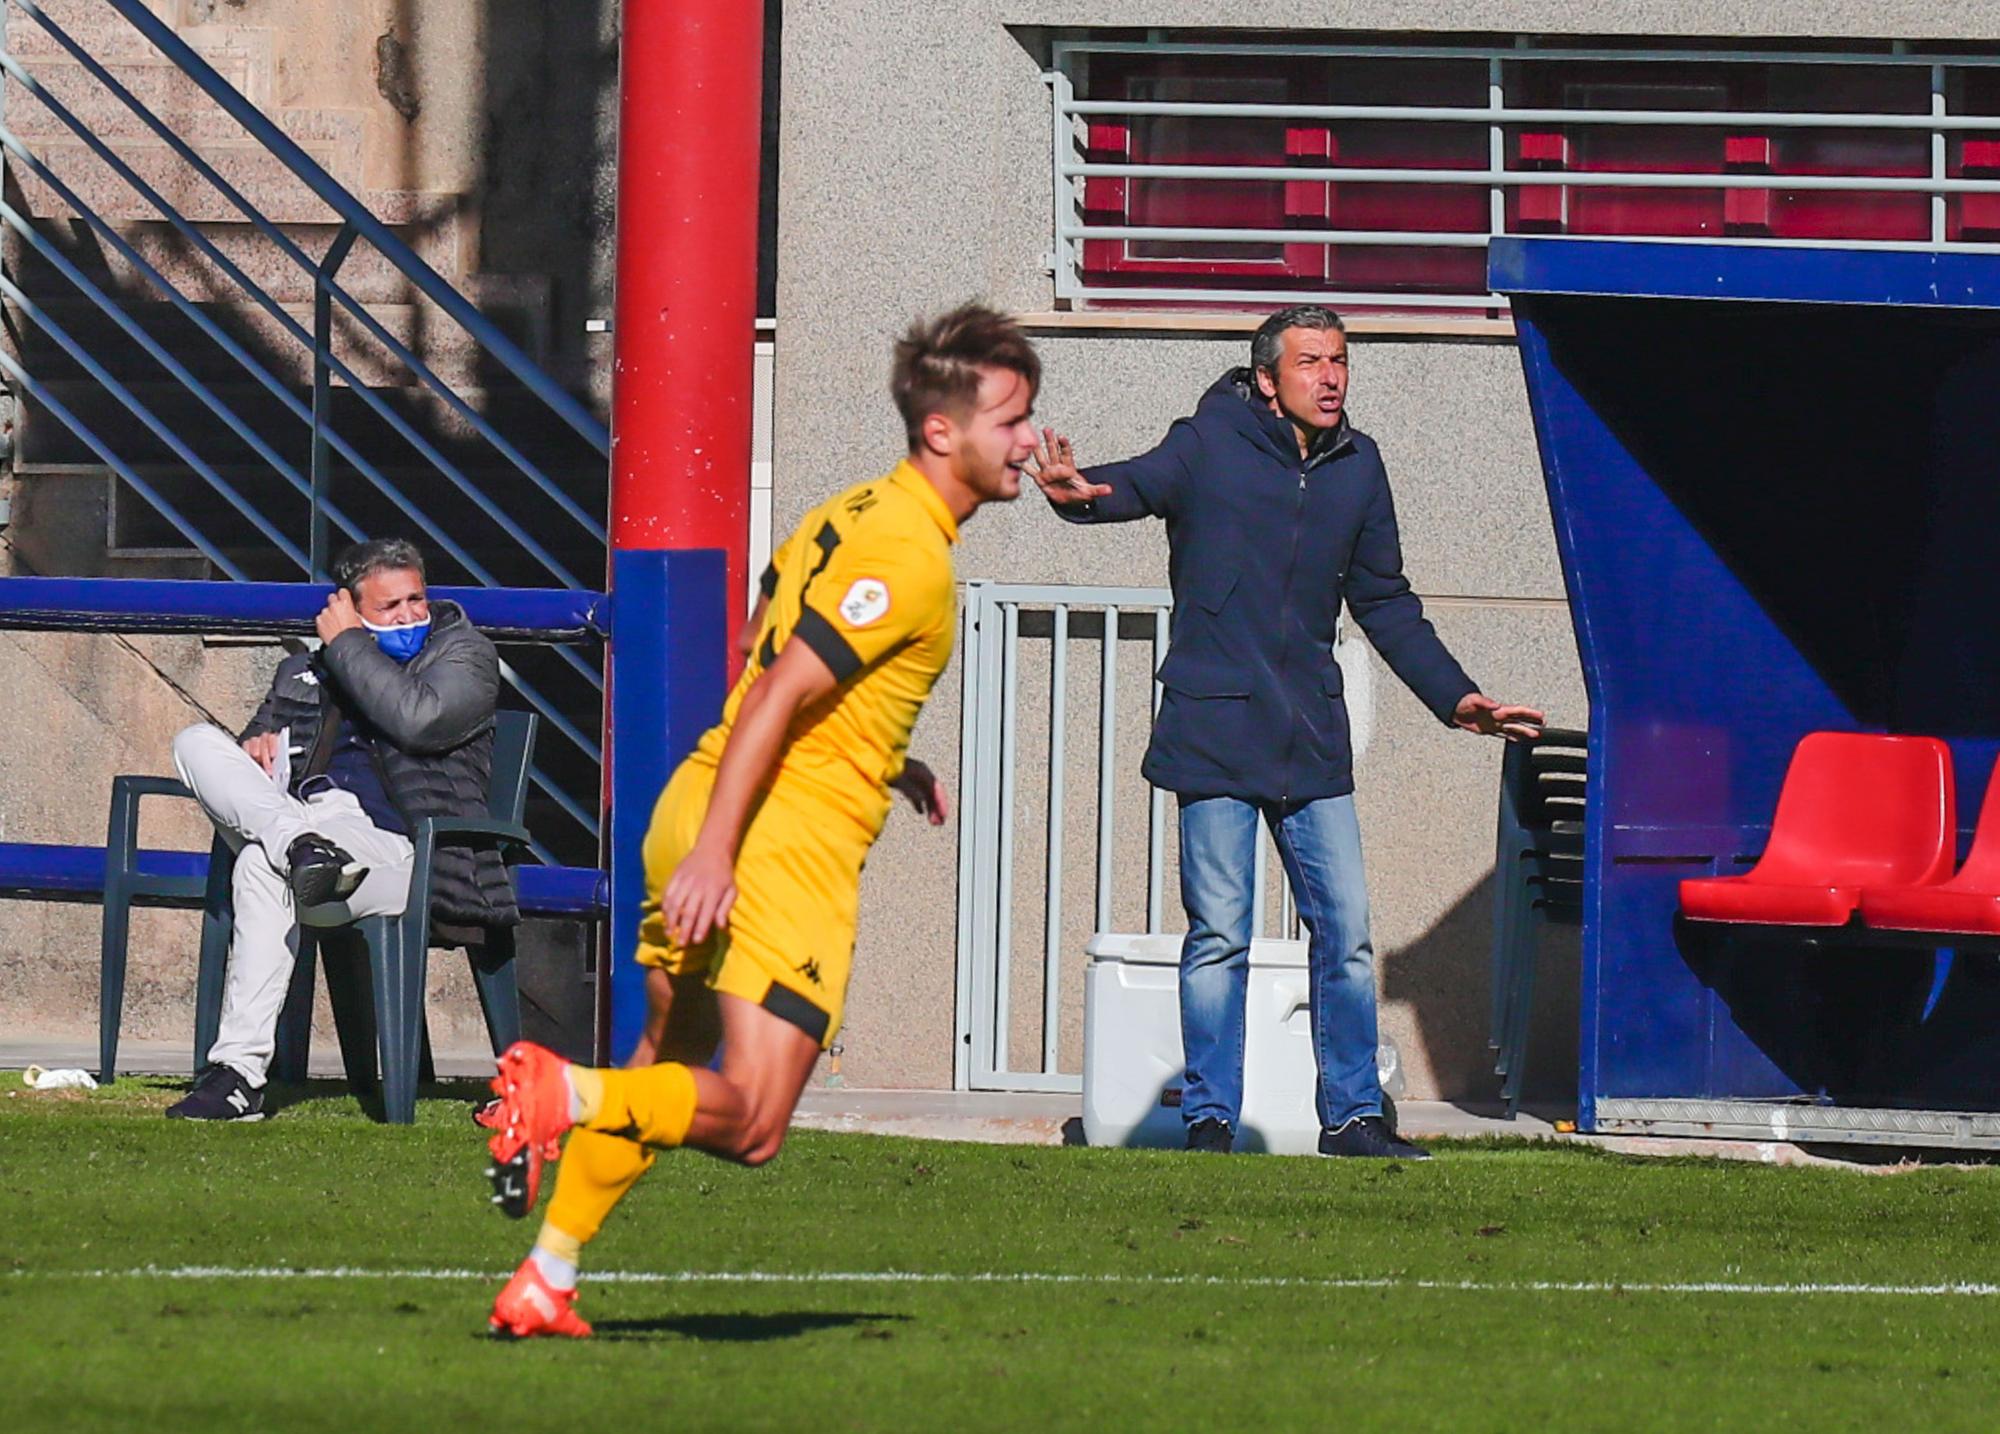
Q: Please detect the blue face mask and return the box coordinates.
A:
[362,615,431,664]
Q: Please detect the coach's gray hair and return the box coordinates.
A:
[331,536,426,595]
[1250,304,1347,379]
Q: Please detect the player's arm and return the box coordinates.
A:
[888,756,947,825]
[660,637,838,945]
[736,592,771,659]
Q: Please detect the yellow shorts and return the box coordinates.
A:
[634,759,867,1047]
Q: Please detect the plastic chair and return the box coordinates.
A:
[1680,732,1956,927]
[1489,727,1586,1116]
[1861,760,2000,935]
[99,712,539,1123]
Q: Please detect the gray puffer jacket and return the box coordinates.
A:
[240,600,520,940]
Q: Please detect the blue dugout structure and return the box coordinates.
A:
[1494,237,2000,1149]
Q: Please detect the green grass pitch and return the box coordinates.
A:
[5,1078,2000,1432]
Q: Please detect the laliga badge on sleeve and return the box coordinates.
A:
[838,577,891,628]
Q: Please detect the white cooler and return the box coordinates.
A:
[1081,931,1323,1155]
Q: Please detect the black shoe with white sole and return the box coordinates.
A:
[165,1065,266,1122]
[1318,1115,1430,1160]
[286,834,368,907]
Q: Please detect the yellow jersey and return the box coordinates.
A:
[687,459,959,839]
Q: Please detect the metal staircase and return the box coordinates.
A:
[0,0,610,862]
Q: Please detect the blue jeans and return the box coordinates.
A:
[1178,793,1379,1132]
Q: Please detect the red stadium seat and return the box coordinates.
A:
[1679,733,1956,927]
[1860,762,2000,936]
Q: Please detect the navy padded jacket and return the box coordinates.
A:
[1059,369,1476,804]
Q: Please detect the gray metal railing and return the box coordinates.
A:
[0,0,612,851]
[1049,36,2000,313]
[954,582,1305,1094]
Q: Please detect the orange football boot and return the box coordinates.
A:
[482,1042,576,1218]
[488,1258,592,1339]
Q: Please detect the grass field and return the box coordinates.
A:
[6,1078,2000,1432]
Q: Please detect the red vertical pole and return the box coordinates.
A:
[609,0,761,634]
[599,1,761,1058]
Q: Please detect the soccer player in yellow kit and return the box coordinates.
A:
[480,305,1048,1338]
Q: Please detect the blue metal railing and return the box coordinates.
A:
[0,47,599,591]
[0,0,613,854]
[83,0,607,458]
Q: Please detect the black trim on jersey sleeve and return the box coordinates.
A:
[791,606,863,683]
[758,561,780,600]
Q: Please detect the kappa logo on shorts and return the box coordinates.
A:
[837,578,891,628]
[797,957,824,987]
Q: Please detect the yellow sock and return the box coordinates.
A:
[577,1062,699,1148]
[533,1220,583,1266]
[567,1064,606,1122]
[543,1128,657,1252]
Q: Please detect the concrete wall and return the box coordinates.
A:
[775,1,1988,1097]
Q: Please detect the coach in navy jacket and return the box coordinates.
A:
[1035,305,1541,1159]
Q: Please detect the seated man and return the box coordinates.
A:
[164,537,518,1121]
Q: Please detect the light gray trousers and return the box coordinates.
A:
[171,723,414,1087]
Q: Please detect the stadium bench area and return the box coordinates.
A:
[1680,730,2000,939]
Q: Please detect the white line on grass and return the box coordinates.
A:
[14,1267,2000,1298]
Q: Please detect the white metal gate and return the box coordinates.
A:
[953,582,1312,1093]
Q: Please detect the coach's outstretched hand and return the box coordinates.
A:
[891,757,949,826]
[662,840,737,946]
[1027,429,1112,506]
[1453,692,1545,742]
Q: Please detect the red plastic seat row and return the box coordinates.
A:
[1678,732,2000,934]
[1861,763,2000,935]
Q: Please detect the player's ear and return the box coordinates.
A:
[918,409,956,458]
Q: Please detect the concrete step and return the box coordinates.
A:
[3,51,262,139]
[9,456,606,590]
[15,376,607,476]
[12,132,365,225]
[4,215,482,306]
[5,293,548,389]
[5,462,214,579]
[2,0,267,66]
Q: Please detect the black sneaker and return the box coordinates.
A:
[1318,1115,1430,1161]
[286,834,368,907]
[166,1065,266,1122]
[1186,1117,1235,1153]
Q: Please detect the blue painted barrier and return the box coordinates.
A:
[0,577,605,642]
[604,550,728,1062]
[0,839,605,915]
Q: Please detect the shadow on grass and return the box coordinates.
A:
[590,1311,913,1344]
[257,1077,493,1124]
